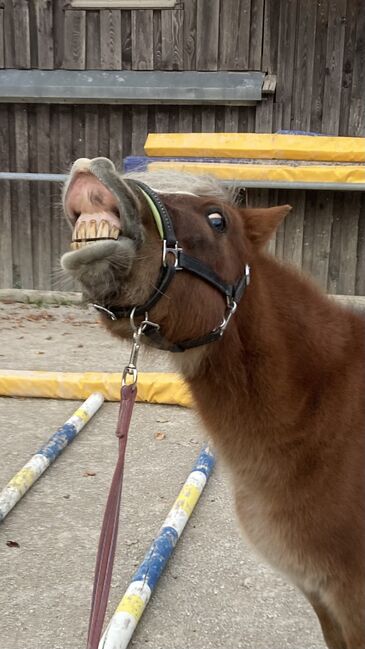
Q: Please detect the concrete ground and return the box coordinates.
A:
[0,302,324,649]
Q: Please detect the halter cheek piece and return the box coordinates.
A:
[93,179,250,353]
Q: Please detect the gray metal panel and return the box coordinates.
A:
[0,70,265,105]
[0,172,364,191]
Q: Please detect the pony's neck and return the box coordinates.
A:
[179,252,359,463]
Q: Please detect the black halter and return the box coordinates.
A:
[93,180,250,353]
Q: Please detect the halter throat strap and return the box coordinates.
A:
[93,179,250,352]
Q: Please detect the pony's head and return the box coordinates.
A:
[61,157,291,351]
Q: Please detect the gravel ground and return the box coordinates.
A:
[0,302,324,649]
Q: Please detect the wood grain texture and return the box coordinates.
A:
[121,9,132,69]
[33,0,54,69]
[0,9,4,68]
[310,0,329,133]
[291,1,316,131]
[276,0,298,128]
[196,0,220,70]
[322,0,346,134]
[86,10,101,68]
[100,9,122,69]
[248,0,264,70]
[183,0,197,70]
[219,0,250,70]
[355,195,365,295]
[13,106,33,289]
[131,9,153,69]
[262,0,279,73]
[348,1,365,136]
[63,9,86,69]
[161,8,183,70]
[0,105,12,288]
[338,0,358,135]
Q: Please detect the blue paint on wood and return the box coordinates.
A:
[191,446,215,478]
[131,526,179,591]
[36,423,78,462]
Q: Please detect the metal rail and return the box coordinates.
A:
[0,171,364,191]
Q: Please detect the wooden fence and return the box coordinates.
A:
[0,0,364,293]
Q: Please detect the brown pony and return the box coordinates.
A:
[61,157,365,649]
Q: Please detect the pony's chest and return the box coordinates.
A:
[233,484,304,578]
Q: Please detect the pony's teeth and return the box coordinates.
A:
[97,220,110,238]
[88,220,97,239]
[78,222,86,240]
[111,226,119,240]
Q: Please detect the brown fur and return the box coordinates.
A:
[62,162,365,649]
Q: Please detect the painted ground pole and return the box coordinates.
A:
[0,392,104,522]
[99,445,215,649]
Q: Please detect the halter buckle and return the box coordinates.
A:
[162,240,182,269]
[217,299,238,335]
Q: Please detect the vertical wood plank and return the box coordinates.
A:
[248,0,264,70]
[33,0,54,69]
[283,191,305,269]
[13,106,33,288]
[0,9,4,68]
[153,10,162,69]
[255,96,274,132]
[183,0,197,70]
[109,107,124,169]
[100,9,122,69]
[310,0,329,133]
[224,106,239,132]
[196,0,220,70]
[336,192,360,295]
[58,107,73,262]
[4,0,31,68]
[53,0,66,69]
[178,106,193,132]
[86,10,101,69]
[338,0,358,135]
[0,105,12,288]
[219,0,250,70]
[310,192,334,290]
[355,194,365,295]
[201,107,216,131]
[291,2,317,131]
[161,8,183,70]
[63,9,86,69]
[262,0,279,73]
[322,0,346,134]
[132,107,148,154]
[276,0,298,128]
[98,105,110,157]
[85,106,99,158]
[121,10,132,69]
[33,105,52,289]
[13,0,31,68]
[348,1,365,136]
[131,10,153,70]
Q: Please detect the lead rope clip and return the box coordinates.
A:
[122,310,160,387]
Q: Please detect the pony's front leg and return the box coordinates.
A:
[304,591,346,649]
[325,579,365,649]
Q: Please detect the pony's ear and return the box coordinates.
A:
[241,205,292,248]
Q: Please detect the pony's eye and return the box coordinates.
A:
[207,211,226,233]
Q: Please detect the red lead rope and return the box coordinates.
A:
[87,384,137,649]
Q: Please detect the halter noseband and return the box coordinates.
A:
[93,179,250,352]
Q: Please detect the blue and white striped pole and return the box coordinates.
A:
[99,445,215,649]
[0,392,104,522]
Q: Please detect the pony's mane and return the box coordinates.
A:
[123,169,239,204]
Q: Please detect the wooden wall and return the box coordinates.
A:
[0,0,364,293]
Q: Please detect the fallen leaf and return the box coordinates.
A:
[63,494,71,499]
[154,431,166,441]
[83,470,96,477]
[6,540,19,548]
[36,351,45,355]
[45,336,53,340]
[77,344,84,348]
